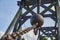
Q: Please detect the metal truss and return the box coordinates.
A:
[4,0,58,40]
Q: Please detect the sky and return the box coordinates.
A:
[0,0,19,32]
[0,0,19,38]
[0,0,55,40]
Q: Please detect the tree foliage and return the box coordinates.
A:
[41,37,47,40]
[22,38,25,40]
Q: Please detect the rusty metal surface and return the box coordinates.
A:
[1,23,39,40]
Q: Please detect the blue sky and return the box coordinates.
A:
[0,0,19,32]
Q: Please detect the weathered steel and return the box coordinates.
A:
[2,0,58,40]
[1,23,38,40]
[5,7,22,35]
[56,6,60,40]
[17,0,57,6]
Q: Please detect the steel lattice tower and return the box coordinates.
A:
[4,0,60,40]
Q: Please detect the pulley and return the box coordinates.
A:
[30,14,44,35]
[30,14,44,28]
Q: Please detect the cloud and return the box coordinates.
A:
[0,31,4,38]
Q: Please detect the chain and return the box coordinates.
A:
[1,23,38,40]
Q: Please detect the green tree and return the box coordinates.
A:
[42,37,47,40]
[22,38,25,40]
[41,37,47,40]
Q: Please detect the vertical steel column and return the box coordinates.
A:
[37,29,41,40]
[37,0,40,14]
[56,6,60,40]
[58,0,60,6]
[4,6,23,35]
[13,4,22,32]
[17,4,22,40]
